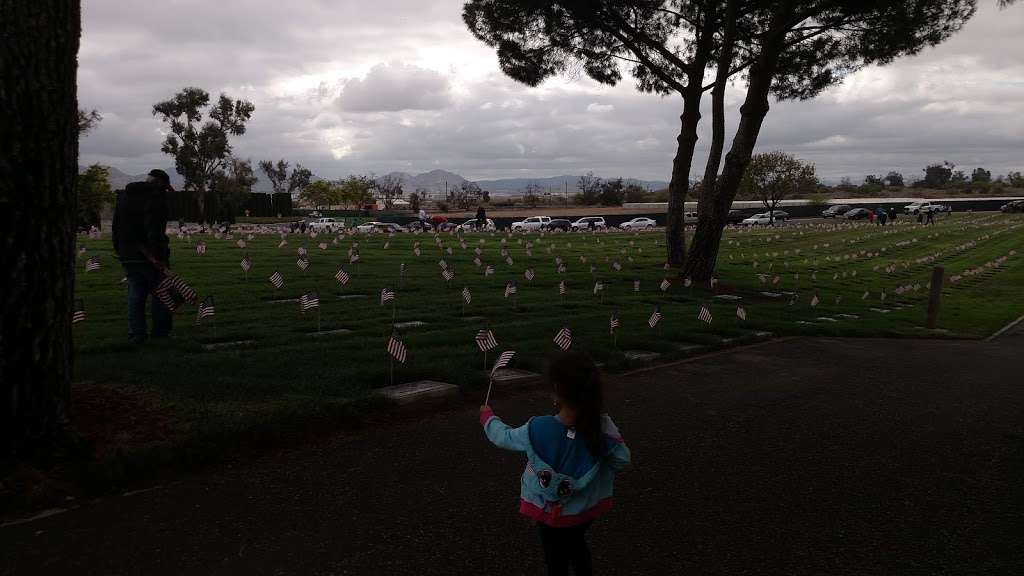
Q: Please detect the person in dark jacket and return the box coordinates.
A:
[112,169,173,343]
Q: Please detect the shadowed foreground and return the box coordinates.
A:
[3,336,1022,575]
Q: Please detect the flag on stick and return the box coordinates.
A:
[491,350,515,375]
[300,290,320,311]
[475,329,498,352]
[387,331,407,364]
[84,256,101,272]
[296,257,310,271]
[504,280,518,298]
[462,286,472,304]
[698,305,713,324]
[610,311,619,335]
[335,268,350,285]
[269,271,284,289]
[196,295,216,323]
[72,299,86,324]
[660,278,671,292]
[648,306,662,328]
[240,256,252,273]
[736,306,747,321]
[196,242,207,255]
[380,288,395,305]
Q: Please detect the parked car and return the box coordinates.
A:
[511,216,552,232]
[684,211,698,223]
[845,208,872,220]
[1000,199,1024,213]
[821,204,851,218]
[455,218,496,232]
[741,213,773,226]
[619,217,657,230]
[356,221,402,233]
[726,210,750,224]
[571,216,607,231]
[768,210,790,221]
[405,221,432,232]
[903,201,949,215]
[547,219,572,231]
[307,217,343,232]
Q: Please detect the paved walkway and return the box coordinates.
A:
[3,337,1022,575]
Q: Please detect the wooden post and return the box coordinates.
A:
[926,266,944,329]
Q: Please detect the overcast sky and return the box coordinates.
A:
[78,1,1024,183]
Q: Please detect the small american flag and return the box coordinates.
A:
[524,268,535,281]
[196,242,207,254]
[350,253,360,264]
[84,256,101,272]
[610,312,619,334]
[462,286,472,304]
[485,265,495,277]
[414,247,421,256]
[580,255,587,263]
[400,262,407,276]
[593,281,604,295]
[504,280,517,298]
[810,294,820,308]
[553,327,572,351]
[154,274,196,311]
[736,306,747,321]
[72,299,86,324]
[474,247,482,256]
[196,295,216,322]
[300,290,320,311]
[318,242,328,250]
[269,271,284,289]
[383,241,390,249]
[240,256,252,272]
[381,287,395,305]
[698,305,713,324]
[335,268,350,285]
[663,262,670,270]
[278,239,288,248]
[612,261,621,271]
[297,247,308,257]
[475,329,498,352]
[506,256,514,266]
[473,257,482,267]
[296,257,309,271]
[559,280,566,295]
[387,331,407,364]
[442,268,455,282]
[648,306,662,328]
[439,259,448,270]
[633,279,640,292]
[491,350,515,375]
[236,239,247,249]
[660,278,670,292]
[862,291,869,300]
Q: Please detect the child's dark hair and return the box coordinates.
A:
[548,352,605,460]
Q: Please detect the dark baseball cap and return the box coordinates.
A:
[148,169,174,191]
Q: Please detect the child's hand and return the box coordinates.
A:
[480,404,492,413]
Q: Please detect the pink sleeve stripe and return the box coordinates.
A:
[604,433,624,443]
[479,409,495,426]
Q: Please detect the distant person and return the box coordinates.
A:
[889,208,898,223]
[112,169,173,344]
[867,210,875,224]
[479,352,631,576]
[300,220,307,234]
[926,210,935,225]
[878,209,888,226]
[476,205,486,225]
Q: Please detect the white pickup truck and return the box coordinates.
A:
[307,217,343,232]
[511,216,551,232]
[903,201,949,215]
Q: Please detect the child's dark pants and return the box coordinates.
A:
[537,521,593,576]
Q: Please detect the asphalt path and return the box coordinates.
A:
[3,336,1022,575]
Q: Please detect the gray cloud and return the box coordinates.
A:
[78,0,1024,184]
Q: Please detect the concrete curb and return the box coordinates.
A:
[986,314,1024,342]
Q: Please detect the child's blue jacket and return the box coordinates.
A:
[480,408,630,527]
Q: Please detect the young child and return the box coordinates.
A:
[479,352,630,576]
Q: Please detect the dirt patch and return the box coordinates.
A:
[71,383,178,460]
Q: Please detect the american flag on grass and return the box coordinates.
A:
[154,274,197,311]
[350,253,360,264]
[387,331,407,364]
[297,246,308,257]
[84,256,101,272]
[506,256,514,266]
[559,280,566,295]
[236,239,247,249]
[72,299,86,324]
[400,262,407,276]
[318,242,328,251]
[383,241,390,249]
[269,271,284,289]
[593,281,604,295]
[610,312,619,334]
[648,306,662,328]
[524,268,535,281]
[612,261,621,271]
[485,265,495,277]
[278,239,288,248]
[335,268,350,285]
[300,291,320,311]
[491,350,515,375]
[462,286,472,304]
[439,259,448,270]
[380,287,395,305]
[504,280,517,298]
[196,295,216,323]
[473,257,482,267]
[553,327,572,351]
[634,279,641,292]
[414,247,421,256]
[660,278,671,292]
[240,256,252,272]
[296,257,309,271]
[736,306,747,321]
[698,305,713,324]
[475,328,498,352]
[442,268,455,282]
[810,294,820,308]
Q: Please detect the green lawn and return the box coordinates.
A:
[72,212,1024,451]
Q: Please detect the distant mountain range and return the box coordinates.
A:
[83,166,668,196]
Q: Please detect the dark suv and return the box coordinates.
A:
[822,204,851,218]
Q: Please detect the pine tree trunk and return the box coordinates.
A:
[697,0,736,218]
[664,103,701,267]
[0,0,81,458]
[685,41,782,281]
